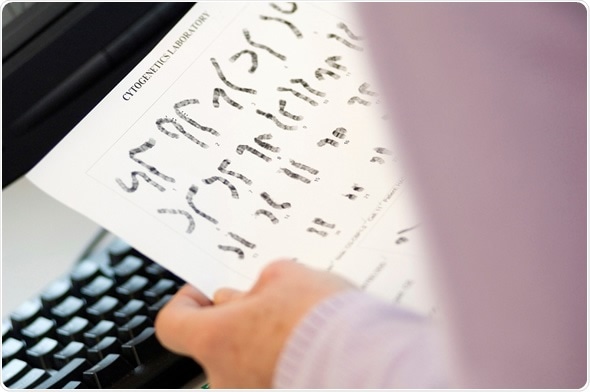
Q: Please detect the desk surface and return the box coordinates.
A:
[2,176,101,317]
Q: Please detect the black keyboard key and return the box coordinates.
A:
[144,279,177,304]
[2,358,31,386]
[83,320,117,346]
[87,296,120,324]
[83,353,133,388]
[8,367,50,388]
[9,298,43,332]
[80,275,115,304]
[56,316,90,344]
[147,294,174,320]
[63,380,87,389]
[121,327,165,366]
[114,299,147,325]
[143,262,169,282]
[26,337,60,370]
[70,259,101,291]
[51,296,85,325]
[2,337,26,364]
[116,275,150,301]
[118,315,151,342]
[113,256,144,283]
[54,341,86,369]
[88,336,121,364]
[3,319,14,341]
[40,279,72,309]
[108,238,134,265]
[37,357,91,389]
[21,317,56,345]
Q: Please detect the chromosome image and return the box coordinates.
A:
[229,49,258,73]
[157,209,195,233]
[260,15,303,38]
[261,191,292,209]
[202,176,240,199]
[243,29,286,60]
[236,144,272,162]
[218,159,252,184]
[210,57,257,94]
[256,109,298,130]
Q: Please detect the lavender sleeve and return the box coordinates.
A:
[273,290,447,389]
[274,3,586,389]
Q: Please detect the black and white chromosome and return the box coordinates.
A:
[218,245,245,259]
[254,133,281,152]
[173,98,219,136]
[317,138,339,147]
[236,144,272,162]
[277,87,318,106]
[337,22,363,40]
[213,88,243,109]
[327,33,363,51]
[278,99,303,121]
[359,82,377,96]
[116,171,166,193]
[157,209,195,233]
[202,176,240,199]
[315,68,340,81]
[332,127,347,139]
[210,57,257,94]
[243,29,286,61]
[348,96,371,106]
[325,56,347,71]
[229,49,258,73]
[261,191,292,209]
[313,217,336,228]
[290,79,326,96]
[186,185,218,224]
[157,116,209,149]
[129,138,175,183]
[256,109,297,130]
[260,15,302,38]
[289,159,318,174]
[228,232,256,249]
[270,2,297,14]
[218,159,252,185]
[279,168,311,183]
[255,209,279,224]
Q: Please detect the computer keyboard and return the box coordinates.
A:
[2,232,205,388]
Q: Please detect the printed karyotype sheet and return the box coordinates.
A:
[28,3,437,315]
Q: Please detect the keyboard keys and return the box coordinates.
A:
[83,353,133,388]
[148,294,174,320]
[114,299,147,325]
[108,238,134,265]
[40,279,72,309]
[26,337,60,370]
[143,262,169,282]
[144,278,177,304]
[116,275,150,301]
[53,341,86,369]
[88,336,121,364]
[87,295,120,323]
[63,380,87,389]
[56,316,90,344]
[113,255,144,283]
[2,337,26,364]
[83,320,117,346]
[8,367,50,388]
[20,317,56,345]
[70,259,101,291]
[2,319,13,341]
[37,357,91,389]
[51,296,85,324]
[9,298,43,332]
[118,315,150,342]
[121,327,164,366]
[81,275,115,304]
[2,358,31,386]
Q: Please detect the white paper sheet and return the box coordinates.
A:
[28,2,436,315]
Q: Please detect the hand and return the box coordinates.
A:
[155,260,356,388]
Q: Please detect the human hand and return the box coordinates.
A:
[155,261,354,388]
[155,260,356,388]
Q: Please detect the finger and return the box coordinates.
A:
[177,284,214,307]
[155,285,212,355]
[213,287,246,305]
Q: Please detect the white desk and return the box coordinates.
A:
[2,176,101,317]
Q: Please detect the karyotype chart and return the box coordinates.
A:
[91,2,409,276]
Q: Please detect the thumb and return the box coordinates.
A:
[213,287,246,305]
